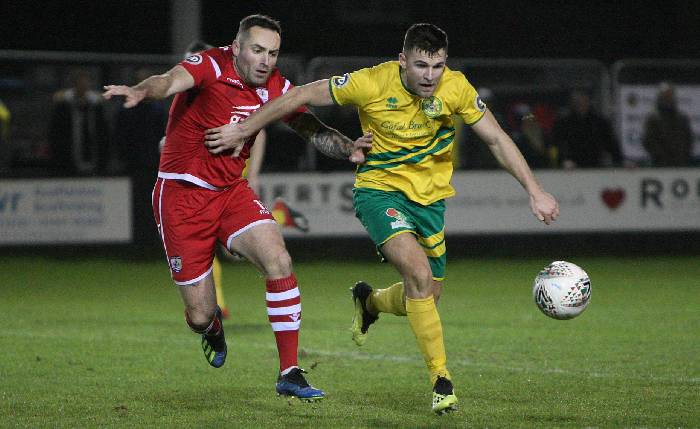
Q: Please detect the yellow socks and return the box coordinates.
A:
[406,295,450,385]
[368,282,407,316]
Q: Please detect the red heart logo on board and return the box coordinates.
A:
[601,188,625,210]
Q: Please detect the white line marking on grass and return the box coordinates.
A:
[7,330,698,384]
[245,342,700,384]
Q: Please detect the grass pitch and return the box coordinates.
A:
[1,254,698,428]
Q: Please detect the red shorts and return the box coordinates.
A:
[152,178,275,285]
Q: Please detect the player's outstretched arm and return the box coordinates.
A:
[205,79,337,157]
[102,65,194,108]
[472,109,560,224]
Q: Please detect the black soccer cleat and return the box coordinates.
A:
[350,281,379,346]
[432,376,458,415]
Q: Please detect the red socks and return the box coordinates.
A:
[265,274,301,373]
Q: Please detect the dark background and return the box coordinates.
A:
[2,1,699,63]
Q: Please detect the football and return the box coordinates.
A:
[533,261,591,320]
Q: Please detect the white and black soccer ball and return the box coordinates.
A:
[533,261,591,320]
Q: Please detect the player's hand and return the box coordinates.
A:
[204,123,248,157]
[102,85,146,108]
[530,190,559,225]
[349,132,373,164]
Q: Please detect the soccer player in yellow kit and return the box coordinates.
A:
[203,23,559,414]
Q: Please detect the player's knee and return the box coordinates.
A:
[405,265,433,296]
[262,246,293,278]
[184,304,217,331]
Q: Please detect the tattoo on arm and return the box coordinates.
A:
[288,112,354,160]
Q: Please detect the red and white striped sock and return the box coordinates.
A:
[266,274,301,375]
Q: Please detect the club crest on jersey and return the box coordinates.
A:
[331,73,351,88]
[421,96,443,118]
[386,208,411,229]
[185,54,203,65]
[256,87,269,103]
[475,94,486,112]
[169,256,183,273]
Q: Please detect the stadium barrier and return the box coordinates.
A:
[257,168,700,236]
[0,177,131,244]
[2,168,697,245]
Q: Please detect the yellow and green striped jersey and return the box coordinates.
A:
[329,61,485,205]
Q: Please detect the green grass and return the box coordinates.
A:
[1,255,698,428]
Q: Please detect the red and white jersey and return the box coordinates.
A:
[158,46,304,190]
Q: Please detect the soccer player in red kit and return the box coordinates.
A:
[103,14,371,401]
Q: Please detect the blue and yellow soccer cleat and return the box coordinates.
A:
[350,281,379,346]
[275,368,324,402]
[432,376,458,415]
[201,307,227,368]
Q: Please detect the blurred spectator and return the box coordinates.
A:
[460,90,554,169]
[642,82,693,167]
[552,89,622,169]
[113,67,168,245]
[48,69,110,176]
[0,98,10,174]
[509,102,550,169]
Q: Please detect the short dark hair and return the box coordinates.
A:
[403,23,448,55]
[238,14,282,39]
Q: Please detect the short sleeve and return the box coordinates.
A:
[178,53,219,88]
[454,74,487,125]
[328,67,379,108]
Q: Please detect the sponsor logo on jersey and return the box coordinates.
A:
[386,208,411,229]
[421,96,443,118]
[185,54,203,65]
[169,256,183,273]
[229,104,261,124]
[254,199,270,215]
[331,73,351,88]
[386,96,398,109]
[475,95,486,112]
[226,77,244,88]
[256,87,269,103]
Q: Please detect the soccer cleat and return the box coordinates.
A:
[275,368,324,401]
[431,376,458,415]
[272,198,310,232]
[350,281,379,346]
[201,307,227,368]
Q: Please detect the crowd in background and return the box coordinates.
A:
[0,66,697,181]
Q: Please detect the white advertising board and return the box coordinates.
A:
[0,178,132,244]
[256,169,700,236]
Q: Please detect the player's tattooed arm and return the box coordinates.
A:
[287,112,356,160]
